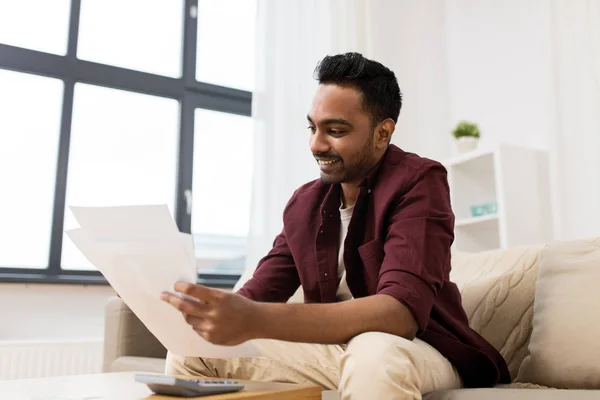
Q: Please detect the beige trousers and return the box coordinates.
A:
[165,332,462,400]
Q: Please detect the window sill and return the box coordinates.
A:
[0,271,240,289]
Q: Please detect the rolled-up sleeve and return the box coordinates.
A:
[377,163,455,331]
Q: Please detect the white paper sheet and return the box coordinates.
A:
[66,205,259,358]
[69,205,197,272]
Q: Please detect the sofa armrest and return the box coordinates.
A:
[103,296,167,372]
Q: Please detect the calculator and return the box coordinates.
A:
[135,373,245,397]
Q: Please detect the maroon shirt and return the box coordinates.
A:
[237,144,510,388]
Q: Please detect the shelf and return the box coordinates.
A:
[448,151,497,221]
[455,214,499,227]
[444,147,494,168]
[454,215,501,252]
[446,143,552,252]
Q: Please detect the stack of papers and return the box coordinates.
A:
[66,204,259,358]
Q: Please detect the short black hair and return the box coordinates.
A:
[314,52,402,125]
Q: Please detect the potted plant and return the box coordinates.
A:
[452,121,480,153]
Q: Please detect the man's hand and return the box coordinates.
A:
[161,282,263,346]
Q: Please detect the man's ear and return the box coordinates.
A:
[375,119,395,149]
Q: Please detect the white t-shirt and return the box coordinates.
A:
[336,203,354,301]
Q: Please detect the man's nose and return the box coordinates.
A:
[309,130,330,154]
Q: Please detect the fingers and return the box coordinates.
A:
[184,314,212,336]
[185,315,221,344]
[184,314,204,326]
[174,282,222,304]
[161,291,211,317]
[194,328,213,343]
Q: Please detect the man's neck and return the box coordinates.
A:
[340,183,360,209]
[339,149,388,208]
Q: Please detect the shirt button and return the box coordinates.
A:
[319,230,323,234]
[324,272,328,277]
[367,189,372,194]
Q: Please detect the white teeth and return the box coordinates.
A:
[318,160,338,165]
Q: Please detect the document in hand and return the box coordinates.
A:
[66,204,259,358]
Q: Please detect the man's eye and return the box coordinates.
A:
[307,126,316,133]
[329,130,346,135]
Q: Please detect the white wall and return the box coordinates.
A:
[0,284,115,341]
[369,0,557,160]
[444,0,557,153]
[367,0,453,161]
[550,0,600,240]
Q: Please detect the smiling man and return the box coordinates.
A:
[162,53,510,399]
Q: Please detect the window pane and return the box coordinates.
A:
[61,84,179,270]
[191,109,253,275]
[196,0,256,91]
[77,0,184,77]
[0,0,70,55]
[0,70,63,268]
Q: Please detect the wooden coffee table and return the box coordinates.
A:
[0,371,322,400]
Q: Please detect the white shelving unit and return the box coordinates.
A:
[444,143,553,252]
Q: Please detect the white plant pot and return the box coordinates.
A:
[456,136,479,154]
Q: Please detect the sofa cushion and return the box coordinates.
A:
[450,244,544,379]
[103,296,167,372]
[424,388,600,400]
[517,238,600,389]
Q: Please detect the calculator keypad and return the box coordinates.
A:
[191,379,238,385]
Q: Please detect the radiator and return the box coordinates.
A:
[0,339,103,380]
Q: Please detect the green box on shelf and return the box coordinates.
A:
[484,202,498,214]
[470,205,486,217]
[469,202,498,218]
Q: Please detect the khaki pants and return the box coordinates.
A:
[165,332,462,400]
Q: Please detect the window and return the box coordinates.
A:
[0,70,63,268]
[0,0,71,55]
[195,0,257,91]
[61,84,180,270]
[0,0,256,286]
[192,109,254,275]
[77,0,184,77]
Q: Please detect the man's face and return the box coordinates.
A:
[307,84,379,185]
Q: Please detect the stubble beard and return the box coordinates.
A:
[320,135,376,185]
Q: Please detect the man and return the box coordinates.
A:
[161,52,510,399]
